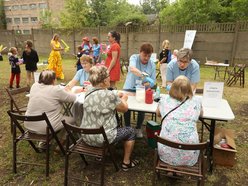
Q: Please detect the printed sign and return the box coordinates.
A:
[183,30,197,49]
[203,82,224,107]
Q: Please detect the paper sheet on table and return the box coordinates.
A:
[203,82,224,107]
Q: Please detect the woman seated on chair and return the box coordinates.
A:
[25,70,76,134]
[65,55,93,93]
[81,65,139,171]
[156,75,202,166]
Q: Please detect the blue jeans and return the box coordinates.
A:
[124,111,144,129]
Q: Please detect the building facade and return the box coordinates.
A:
[3,0,65,34]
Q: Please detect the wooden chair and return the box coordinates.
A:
[5,86,30,133]
[226,64,246,87]
[153,135,209,186]
[5,86,30,115]
[62,120,119,186]
[7,111,65,178]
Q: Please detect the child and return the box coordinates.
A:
[81,37,92,55]
[22,40,39,87]
[92,37,100,64]
[159,40,171,88]
[8,47,22,89]
[75,45,83,71]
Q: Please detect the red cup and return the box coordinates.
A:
[145,88,153,104]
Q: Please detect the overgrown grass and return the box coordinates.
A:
[0,55,247,185]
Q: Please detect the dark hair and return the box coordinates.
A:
[109,31,121,45]
[77,45,83,50]
[140,43,153,54]
[39,70,56,85]
[26,40,33,48]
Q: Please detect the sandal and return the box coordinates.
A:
[121,159,139,171]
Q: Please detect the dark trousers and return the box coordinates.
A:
[124,110,144,129]
[9,73,20,88]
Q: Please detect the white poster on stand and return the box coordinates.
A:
[183,30,197,49]
[203,82,224,107]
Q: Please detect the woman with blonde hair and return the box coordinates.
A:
[159,40,171,88]
[81,65,139,171]
[47,34,64,80]
[156,75,202,166]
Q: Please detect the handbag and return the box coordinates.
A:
[146,96,189,149]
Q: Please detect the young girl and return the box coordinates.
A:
[22,40,39,87]
[9,47,22,89]
[159,40,171,88]
[75,45,83,71]
[92,37,101,64]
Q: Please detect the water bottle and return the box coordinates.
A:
[155,86,160,99]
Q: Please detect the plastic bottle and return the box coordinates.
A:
[155,86,160,99]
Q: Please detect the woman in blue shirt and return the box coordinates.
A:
[65,55,93,92]
[92,37,101,64]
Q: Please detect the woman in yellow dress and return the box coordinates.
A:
[47,34,64,79]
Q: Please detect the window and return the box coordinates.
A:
[31,17,38,23]
[30,4,37,9]
[22,17,29,24]
[14,18,21,24]
[15,30,21,35]
[6,18,12,24]
[4,6,11,11]
[21,4,29,10]
[12,5,20,10]
[23,30,31,34]
[39,3,47,9]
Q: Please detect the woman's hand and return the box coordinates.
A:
[121,94,128,102]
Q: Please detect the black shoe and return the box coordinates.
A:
[16,85,20,88]
[9,86,13,89]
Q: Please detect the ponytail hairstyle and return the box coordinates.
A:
[109,31,121,46]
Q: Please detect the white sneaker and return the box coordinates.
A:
[136,129,143,138]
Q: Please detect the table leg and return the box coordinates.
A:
[208,119,216,173]
[214,67,218,80]
[224,66,228,80]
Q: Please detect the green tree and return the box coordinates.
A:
[159,0,248,25]
[60,0,89,29]
[160,0,221,24]
[40,10,54,29]
[141,0,169,14]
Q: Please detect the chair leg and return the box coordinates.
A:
[13,139,17,173]
[46,143,49,177]
[54,134,65,155]
[109,148,119,171]
[100,155,106,186]
[64,153,69,186]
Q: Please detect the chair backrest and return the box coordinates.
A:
[5,87,30,114]
[7,110,56,136]
[195,88,204,94]
[155,135,208,151]
[62,120,110,146]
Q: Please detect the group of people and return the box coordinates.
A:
[16,30,202,171]
[8,40,39,89]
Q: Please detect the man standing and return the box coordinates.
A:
[166,48,200,92]
[123,43,156,138]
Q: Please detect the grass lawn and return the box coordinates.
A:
[0,54,247,185]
